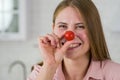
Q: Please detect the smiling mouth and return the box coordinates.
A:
[61,39,82,49]
[69,43,81,48]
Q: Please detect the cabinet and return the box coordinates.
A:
[0,0,26,41]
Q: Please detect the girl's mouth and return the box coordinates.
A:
[60,38,82,50]
[69,43,81,48]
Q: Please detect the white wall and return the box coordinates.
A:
[93,0,120,62]
[0,0,120,80]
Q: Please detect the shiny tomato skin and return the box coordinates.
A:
[64,31,75,41]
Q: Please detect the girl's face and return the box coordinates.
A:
[53,7,90,59]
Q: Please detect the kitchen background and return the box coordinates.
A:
[0,0,120,80]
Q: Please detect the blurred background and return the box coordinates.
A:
[0,0,120,80]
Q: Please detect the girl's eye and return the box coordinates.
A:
[76,25,85,29]
[58,25,67,29]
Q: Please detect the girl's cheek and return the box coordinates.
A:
[77,32,89,42]
[53,29,64,38]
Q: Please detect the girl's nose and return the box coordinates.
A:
[64,31,75,41]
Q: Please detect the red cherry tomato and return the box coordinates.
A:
[64,31,75,41]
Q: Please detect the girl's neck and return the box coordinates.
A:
[63,56,90,80]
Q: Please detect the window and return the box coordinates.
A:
[0,0,26,41]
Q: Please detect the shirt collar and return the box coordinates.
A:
[55,60,105,80]
[84,60,104,80]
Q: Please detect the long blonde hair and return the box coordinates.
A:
[53,0,111,61]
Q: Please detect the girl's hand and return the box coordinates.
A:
[39,33,72,67]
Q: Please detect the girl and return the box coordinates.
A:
[27,0,120,80]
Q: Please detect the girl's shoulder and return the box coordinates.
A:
[27,64,42,80]
[102,60,120,79]
[102,60,120,70]
[86,60,120,80]
[31,62,43,71]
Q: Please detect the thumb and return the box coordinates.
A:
[55,41,73,63]
[60,40,73,53]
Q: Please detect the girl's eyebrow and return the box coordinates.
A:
[57,22,67,25]
[56,22,84,25]
[75,23,84,25]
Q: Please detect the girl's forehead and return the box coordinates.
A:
[55,7,85,24]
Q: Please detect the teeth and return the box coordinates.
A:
[69,44,79,48]
[70,44,73,48]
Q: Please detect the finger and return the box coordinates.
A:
[60,41,73,53]
[39,36,50,44]
[52,33,60,48]
[38,37,45,48]
[46,34,57,47]
[54,41,73,64]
